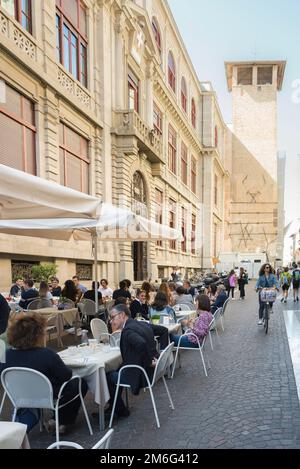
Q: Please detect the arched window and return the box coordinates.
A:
[168,52,176,93]
[181,77,187,112]
[152,18,161,56]
[191,98,196,128]
[132,171,147,216]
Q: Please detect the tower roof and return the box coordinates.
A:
[225,61,286,91]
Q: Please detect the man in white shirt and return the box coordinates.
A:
[99,279,113,298]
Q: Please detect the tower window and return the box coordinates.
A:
[257,67,273,85]
[237,67,252,85]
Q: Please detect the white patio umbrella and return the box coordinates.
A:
[0,165,181,311]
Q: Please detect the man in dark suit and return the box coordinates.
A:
[19,279,39,309]
[106,304,158,418]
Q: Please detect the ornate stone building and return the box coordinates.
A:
[0,0,229,290]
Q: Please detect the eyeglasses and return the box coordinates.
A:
[265,266,271,269]
[109,312,122,322]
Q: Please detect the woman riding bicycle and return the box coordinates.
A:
[255,264,279,326]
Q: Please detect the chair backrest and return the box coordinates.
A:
[212,307,222,324]
[110,331,121,347]
[221,298,230,316]
[79,298,96,315]
[91,429,114,449]
[90,318,108,340]
[27,298,52,310]
[47,441,83,449]
[151,342,174,385]
[59,299,75,310]
[174,304,193,311]
[1,367,54,409]
[0,339,6,363]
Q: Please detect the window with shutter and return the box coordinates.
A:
[0,82,36,174]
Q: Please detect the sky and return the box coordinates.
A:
[168,0,300,226]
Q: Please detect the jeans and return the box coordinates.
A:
[170,334,200,348]
[227,287,235,298]
[258,294,274,319]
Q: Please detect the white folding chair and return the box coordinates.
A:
[220,298,230,331]
[171,332,209,379]
[90,318,109,342]
[47,429,114,449]
[27,298,52,310]
[1,367,93,443]
[208,308,222,351]
[78,299,97,327]
[174,304,193,312]
[0,339,5,363]
[109,343,175,429]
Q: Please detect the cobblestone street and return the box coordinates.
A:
[2,282,300,449]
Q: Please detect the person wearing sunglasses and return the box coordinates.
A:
[255,264,279,325]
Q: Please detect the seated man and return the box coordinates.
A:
[113,280,131,301]
[50,277,61,297]
[83,281,103,304]
[10,278,23,297]
[183,280,196,298]
[19,279,39,310]
[104,304,159,419]
[211,285,228,314]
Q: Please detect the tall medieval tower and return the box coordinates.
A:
[225,61,286,262]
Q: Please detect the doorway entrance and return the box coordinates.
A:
[133,242,148,281]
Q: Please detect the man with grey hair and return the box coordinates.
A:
[211,284,228,314]
[104,304,159,420]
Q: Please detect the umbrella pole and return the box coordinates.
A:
[93,235,99,315]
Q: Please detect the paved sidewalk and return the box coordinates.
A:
[2,282,300,449]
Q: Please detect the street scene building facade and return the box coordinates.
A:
[0,0,284,289]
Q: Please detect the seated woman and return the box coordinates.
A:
[61,279,82,305]
[130,290,149,320]
[170,295,213,348]
[149,292,176,322]
[174,286,195,310]
[211,285,228,314]
[39,281,54,306]
[207,283,217,304]
[0,313,88,434]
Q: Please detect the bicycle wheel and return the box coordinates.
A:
[264,304,269,335]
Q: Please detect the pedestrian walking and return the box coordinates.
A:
[280,267,292,303]
[227,270,237,299]
[238,267,248,300]
[292,262,300,302]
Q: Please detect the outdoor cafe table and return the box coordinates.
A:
[175,310,197,323]
[58,344,122,431]
[0,422,30,449]
[27,307,79,347]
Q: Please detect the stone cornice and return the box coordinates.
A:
[153,76,202,155]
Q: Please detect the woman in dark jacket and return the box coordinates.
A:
[0,313,88,432]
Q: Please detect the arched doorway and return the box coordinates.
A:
[132,171,148,281]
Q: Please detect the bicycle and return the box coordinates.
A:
[259,288,277,334]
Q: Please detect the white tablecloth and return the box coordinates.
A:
[59,345,122,430]
[0,422,30,449]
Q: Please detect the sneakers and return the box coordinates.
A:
[258,319,263,326]
[281,298,284,303]
[284,300,287,304]
[297,297,299,302]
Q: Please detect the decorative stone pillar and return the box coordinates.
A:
[42,87,59,182]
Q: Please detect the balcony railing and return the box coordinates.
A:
[113,110,163,164]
